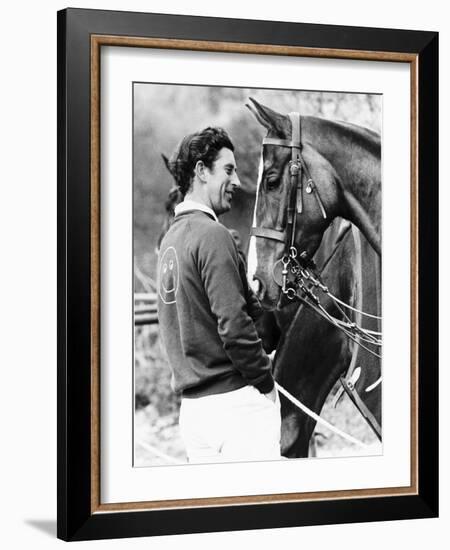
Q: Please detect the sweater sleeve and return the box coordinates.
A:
[241,265,265,323]
[194,224,274,394]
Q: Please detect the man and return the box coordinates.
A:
[157,127,281,463]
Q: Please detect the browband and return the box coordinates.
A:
[263,138,302,148]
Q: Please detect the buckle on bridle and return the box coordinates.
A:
[289,159,300,176]
[281,256,290,293]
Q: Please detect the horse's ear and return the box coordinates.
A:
[161,153,172,175]
[246,101,271,130]
[246,97,288,136]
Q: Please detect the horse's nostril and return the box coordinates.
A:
[253,275,266,301]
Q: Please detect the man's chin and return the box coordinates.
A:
[216,203,232,215]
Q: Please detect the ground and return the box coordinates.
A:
[134,381,381,467]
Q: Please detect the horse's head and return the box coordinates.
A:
[246,98,341,310]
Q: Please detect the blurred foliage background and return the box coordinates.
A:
[133,83,381,466]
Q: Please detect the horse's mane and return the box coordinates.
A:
[307,116,381,158]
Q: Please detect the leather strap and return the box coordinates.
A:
[287,112,302,248]
[339,376,382,441]
[289,112,301,146]
[251,226,286,242]
[263,138,302,148]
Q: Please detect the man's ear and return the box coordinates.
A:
[194,160,207,182]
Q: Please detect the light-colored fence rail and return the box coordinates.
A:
[134,293,158,326]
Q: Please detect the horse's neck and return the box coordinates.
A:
[307,117,382,256]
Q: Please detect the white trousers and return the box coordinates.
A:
[179,385,281,463]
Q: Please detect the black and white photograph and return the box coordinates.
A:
[133,84,382,466]
[0,0,444,546]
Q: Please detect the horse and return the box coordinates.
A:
[246,98,382,455]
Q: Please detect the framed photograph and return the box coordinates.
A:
[57,8,438,541]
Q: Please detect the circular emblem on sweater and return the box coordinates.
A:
[158,246,179,304]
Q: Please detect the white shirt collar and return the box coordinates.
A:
[174,199,219,222]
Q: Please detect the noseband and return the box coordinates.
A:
[251,112,328,299]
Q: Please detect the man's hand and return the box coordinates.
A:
[264,386,278,403]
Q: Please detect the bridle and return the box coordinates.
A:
[250,112,328,299]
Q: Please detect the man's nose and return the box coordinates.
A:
[232,172,241,188]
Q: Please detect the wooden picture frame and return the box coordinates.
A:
[57,7,438,541]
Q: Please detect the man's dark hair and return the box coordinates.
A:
[168,127,234,197]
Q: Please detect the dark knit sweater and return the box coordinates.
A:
[157,210,274,398]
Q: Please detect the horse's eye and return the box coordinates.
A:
[266,177,279,190]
